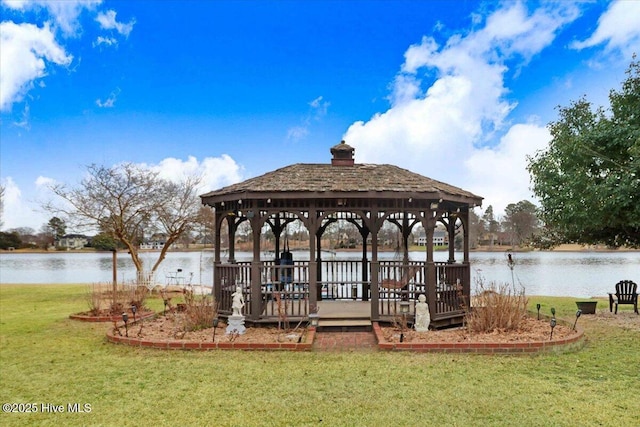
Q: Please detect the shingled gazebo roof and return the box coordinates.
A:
[200,163,482,204]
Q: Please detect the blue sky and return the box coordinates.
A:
[1,0,639,232]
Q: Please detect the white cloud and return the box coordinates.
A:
[95,87,120,108]
[343,2,579,214]
[0,21,72,111]
[1,156,244,231]
[35,176,56,187]
[571,1,640,57]
[464,123,550,214]
[2,0,102,37]
[147,155,244,195]
[0,176,56,231]
[93,35,117,47]
[287,96,330,141]
[0,1,131,113]
[96,9,135,37]
[309,96,330,118]
[12,103,30,129]
[286,126,309,142]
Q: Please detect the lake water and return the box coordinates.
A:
[0,250,638,298]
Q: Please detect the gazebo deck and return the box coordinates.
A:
[216,259,468,327]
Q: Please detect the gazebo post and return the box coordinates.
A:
[463,209,471,263]
[250,214,262,320]
[369,212,380,320]
[227,216,236,263]
[426,220,437,318]
[361,226,369,301]
[272,216,281,269]
[447,213,456,263]
[315,231,322,300]
[213,213,224,303]
[308,212,318,312]
[462,209,471,310]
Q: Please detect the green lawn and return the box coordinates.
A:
[1,284,638,426]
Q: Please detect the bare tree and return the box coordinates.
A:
[45,163,202,278]
[195,205,216,247]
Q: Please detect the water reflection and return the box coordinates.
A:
[1,250,638,298]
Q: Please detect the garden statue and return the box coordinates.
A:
[414,294,430,332]
[231,286,245,316]
[227,286,246,335]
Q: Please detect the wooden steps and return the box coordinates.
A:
[317,318,372,332]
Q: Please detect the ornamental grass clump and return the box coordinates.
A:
[85,282,149,316]
[466,278,528,333]
[179,289,217,333]
[85,283,105,316]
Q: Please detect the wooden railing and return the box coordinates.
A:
[376,262,469,320]
[377,261,426,317]
[217,262,310,319]
[216,264,251,316]
[215,260,470,323]
[319,259,368,300]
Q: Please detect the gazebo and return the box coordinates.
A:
[200,141,483,328]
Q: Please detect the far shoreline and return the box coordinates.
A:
[2,243,638,255]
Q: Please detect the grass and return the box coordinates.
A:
[1,284,638,426]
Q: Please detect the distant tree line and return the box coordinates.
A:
[468,201,542,249]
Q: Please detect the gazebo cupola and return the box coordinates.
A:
[330,140,355,166]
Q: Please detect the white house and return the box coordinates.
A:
[57,234,90,250]
[415,230,447,246]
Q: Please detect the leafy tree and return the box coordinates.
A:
[467,208,482,248]
[47,217,66,240]
[502,200,541,247]
[0,231,21,249]
[91,233,119,251]
[481,205,500,246]
[45,163,203,277]
[528,59,640,248]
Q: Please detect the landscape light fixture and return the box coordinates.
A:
[536,303,541,320]
[506,252,516,286]
[309,313,319,328]
[549,317,556,340]
[399,301,410,343]
[131,304,137,323]
[212,317,219,342]
[122,312,129,337]
[400,301,410,315]
[573,309,582,331]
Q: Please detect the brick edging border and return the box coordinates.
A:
[70,311,156,323]
[106,327,316,351]
[372,322,585,354]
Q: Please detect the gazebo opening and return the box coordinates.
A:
[200,141,482,329]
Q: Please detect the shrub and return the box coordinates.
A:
[178,289,217,333]
[84,282,149,316]
[85,283,105,316]
[466,278,528,333]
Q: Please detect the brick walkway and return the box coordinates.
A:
[312,331,378,352]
